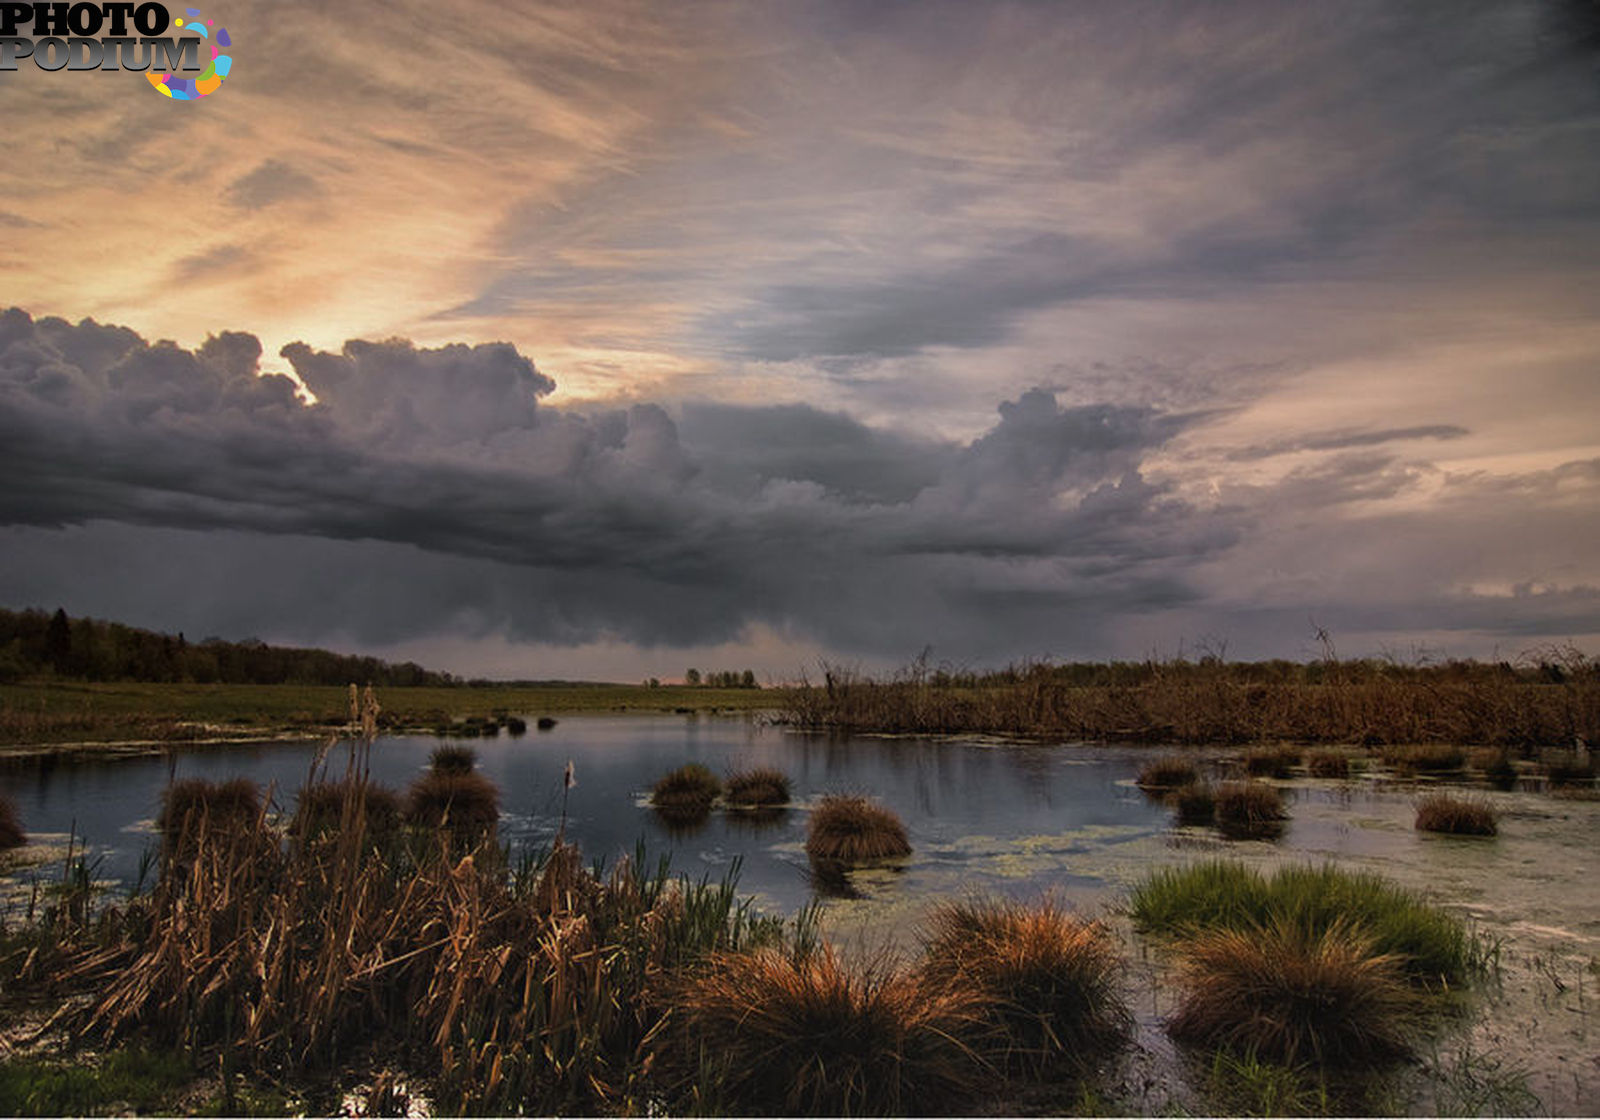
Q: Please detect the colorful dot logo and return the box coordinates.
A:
[147,7,231,99]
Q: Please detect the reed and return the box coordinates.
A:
[1136,755,1200,791]
[650,763,722,811]
[1168,919,1418,1066]
[805,795,911,863]
[724,767,792,808]
[1415,794,1498,836]
[0,794,24,850]
[661,947,993,1115]
[920,897,1130,1075]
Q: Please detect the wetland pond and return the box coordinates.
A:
[3,713,1598,1113]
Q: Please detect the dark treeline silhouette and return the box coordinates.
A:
[0,606,454,687]
[684,667,760,688]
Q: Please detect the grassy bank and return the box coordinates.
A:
[0,680,779,748]
[781,651,1600,748]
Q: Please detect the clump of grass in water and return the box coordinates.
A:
[1136,755,1200,792]
[1415,793,1497,836]
[427,744,477,775]
[1386,743,1467,774]
[1214,781,1287,839]
[1472,749,1519,790]
[1168,918,1419,1066]
[920,897,1130,1075]
[1168,782,1216,826]
[660,947,994,1116]
[156,777,265,855]
[0,794,24,850]
[292,779,403,842]
[1305,748,1352,779]
[1129,861,1476,986]
[403,770,500,843]
[1244,744,1301,778]
[724,767,791,808]
[806,795,911,863]
[650,763,722,811]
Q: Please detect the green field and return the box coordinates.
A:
[0,680,781,750]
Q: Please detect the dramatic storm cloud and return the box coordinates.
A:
[1,0,1597,676]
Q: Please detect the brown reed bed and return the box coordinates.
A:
[920,897,1130,1075]
[650,763,722,811]
[1136,755,1201,791]
[1167,919,1419,1066]
[0,794,23,850]
[805,795,911,864]
[1414,793,1498,836]
[659,947,994,1116]
[724,767,792,808]
[1214,781,1287,840]
[780,650,1600,747]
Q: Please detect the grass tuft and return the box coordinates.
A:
[1137,755,1201,791]
[428,744,477,775]
[1168,782,1216,826]
[1129,861,1475,986]
[0,794,24,850]
[403,770,500,842]
[650,763,722,811]
[1244,744,1302,778]
[1386,743,1467,774]
[1168,919,1419,1066]
[1415,793,1497,836]
[1214,781,1287,839]
[920,897,1130,1074]
[292,779,403,842]
[724,767,792,808]
[1305,749,1352,779]
[156,778,263,852]
[805,795,911,864]
[662,947,993,1115]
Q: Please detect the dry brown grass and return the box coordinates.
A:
[650,763,721,811]
[0,794,23,849]
[1137,755,1201,791]
[1214,782,1287,840]
[921,898,1129,1074]
[291,779,402,841]
[1168,782,1216,826]
[1167,920,1419,1066]
[724,767,791,808]
[1414,794,1498,836]
[1244,744,1302,778]
[1305,749,1353,778]
[403,771,500,843]
[805,795,911,864]
[155,778,265,854]
[1384,743,1467,774]
[661,947,994,1115]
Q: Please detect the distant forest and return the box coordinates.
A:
[0,607,455,687]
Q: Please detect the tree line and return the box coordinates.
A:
[0,606,456,687]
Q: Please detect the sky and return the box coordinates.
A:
[1,0,1598,681]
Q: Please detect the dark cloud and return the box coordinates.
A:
[224,160,322,210]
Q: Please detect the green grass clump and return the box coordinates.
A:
[1168,782,1216,826]
[1129,861,1474,986]
[920,897,1130,1074]
[662,947,992,1115]
[1169,919,1418,1066]
[806,795,911,864]
[1137,755,1201,791]
[1244,744,1302,778]
[156,777,262,851]
[403,771,500,842]
[724,767,792,808]
[0,795,23,850]
[428,744,478,774]
[1415,794,1497,836]
[1305,749,1352,779]
[1214,781,1287,839]
[650,763,722,811]
[0,1049,194,1116]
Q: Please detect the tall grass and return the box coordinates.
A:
[1129,862,1475,986]
[427,744,477,774]
[805,795,911,863]
[1169,919,1418,1065]
[403,770,500,844]
[1244,744,1302,778]
[650,763,721,811]
[724,767,791,808]
[1305,749,1352,778]
[1214,781,1287,840]
[155,778,265,855]
[1136,755,1200,791]
[661,947,994,1116]
[781,649,1600,747]
[0,795,23,850]
[920,898,1130,1075]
